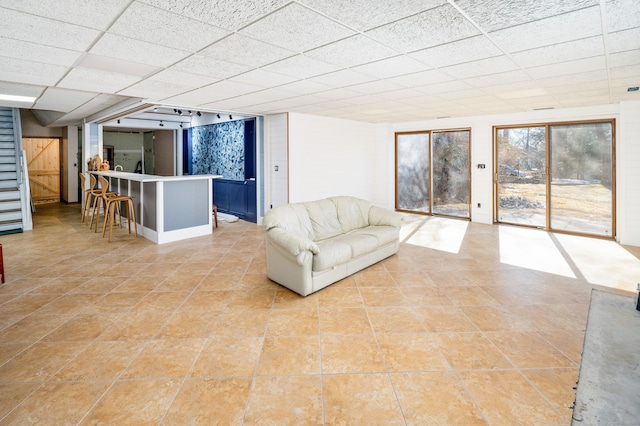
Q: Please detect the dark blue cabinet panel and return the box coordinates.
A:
[213,178,257,223]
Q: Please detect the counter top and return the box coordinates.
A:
[91,171,222,182]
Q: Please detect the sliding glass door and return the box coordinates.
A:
[495,120,615,238]
[396,130,470,219]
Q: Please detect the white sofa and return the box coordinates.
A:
[263,196,402,296]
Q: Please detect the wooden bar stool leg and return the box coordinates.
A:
[129,198,138,238]
[0,243,5,284]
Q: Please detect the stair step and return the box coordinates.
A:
[0,164,16,172]
[0,141,15,148]
[0,156,16,164]
[0,210,22,221]
[0,200,21,210]
[0,180,18,189]
[0,171,17,180]
[0,220,23,234]
[0,190,19,200]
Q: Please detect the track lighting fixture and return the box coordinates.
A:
[159,121,164,127]
[117,119,120,124]
[179,123,183,128]
[188,110,192,115]
[177,109,182,115]
[216,114,220,119]
[173,109,177,113]
[229,115,233,120]
[196,111,201,116]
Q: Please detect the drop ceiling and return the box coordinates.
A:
[0,0,638,127]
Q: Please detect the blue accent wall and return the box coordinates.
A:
[191,121,245,180]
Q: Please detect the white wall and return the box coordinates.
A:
[287,112,379,203]
[618,100,640,246]
[265,113,288,210]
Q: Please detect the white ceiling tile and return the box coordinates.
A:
[489,7,603,53]
[608,28,640,53]
[276,80,334,96]
[0,36,81,67]
[0,7,99,50]
[139,0,289,31]
[110,2,229,52]
[535,70,608,87]
[440,55,520,79]
[505,95,562,109]
[526,56,607,79]
[609,50,640,68]
[605,0,640,32]
[58,68,141,94]
[61,94,130,122]
[409,35,503,68]
[351,55,430,79]
[199,34,295,68]
[197,81,264,100]
[387,69,455,87]
[297,0,444,31]
[117,80,192,100]
[610,64,640,79]
[228,69,298,88]
[262,55,342,79]
[455,0,598,32]
[306,35,399,68]
[171,55,251,79]
[348,79,406,95]
[510,37,605,68]
[307,69,377,87]
[0,0,130,30]
[239,3,355,53]
[0,56,68,86]
[366,4,480,53]
[150,70,218,88]
[463,70,532,88]
[90,33,190,68]
[0,80,43,94]
[34,88,96,113]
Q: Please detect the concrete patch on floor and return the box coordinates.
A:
[572,289,640,424]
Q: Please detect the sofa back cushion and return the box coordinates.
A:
[331,196,371,232]
[304,198,343,241]
[263,203,314,240]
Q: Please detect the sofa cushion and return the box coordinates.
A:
[351,226,400,247]
[313,239,352,271]
[304,198,343,241]
[332,233,379,257]
[263,203,314,240]
[332,196,371,232]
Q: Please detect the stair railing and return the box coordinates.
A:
[12,108,32,230]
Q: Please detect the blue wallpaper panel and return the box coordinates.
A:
[191,121,244,180]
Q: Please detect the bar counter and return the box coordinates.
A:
[91,171,221,244]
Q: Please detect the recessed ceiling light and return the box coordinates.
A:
[75,53,161,78]
[0,94,36,103]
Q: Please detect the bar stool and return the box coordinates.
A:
[90,176,119,232]
[212,204,218,228]
[79,173,102,223]
[99,176,137,242]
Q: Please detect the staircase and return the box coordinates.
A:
[0,107,32,234]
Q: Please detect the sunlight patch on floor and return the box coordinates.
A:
[406,216,468,254]
[555,234,640,293]
[499,226,576,278]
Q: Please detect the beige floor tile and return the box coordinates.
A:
[461,305,532,331]
[539,330,586,363]
[359,287,410,307]
[323,373,404,425]
[162,378,252,425]
[272,287,319,310]
[400,286,453,306]
[377,333,449,372]
[97,312,172,341]
[415,306,479,332]
[70,276,127,294]
[155,310,221,339]
[458,370,566,425]
[388,271,435,287]
[244,375,323,425]
[354,269,396,287]
[122,338,204,379]
[212,308,270,337]
[432,332,513,370]
[267,308,319,336]
[485,331,577,368]
[227,288,276,309]
[112,275,166,293]
[82,379,181,425]
[321,334,385,373]
[257,336,321,375]
[317,286,364,308]
[91,292,148,313]
[178,290,234,311]
[2,381,110,425]
[53,340,145,381]
[0,341,88,382]
[128,291,190,313]
[391,372,486,425]
[441,286,500,306]
[43,313,121,342]
[153,273,205,291]
[367,307,426,333]
[0,383,39,418]
[191,336,263,377]
[0,314,71,343]
[523,368,578,423]
[35,276,89,294]
[319,307,372,335]
[0,293,61,316]
[196,272,243,291]
[0,342,29,365]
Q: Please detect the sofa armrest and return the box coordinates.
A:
[369,206,402,228]
[266,228,320,257]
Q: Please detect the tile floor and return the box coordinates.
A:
[0,203,635,425]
